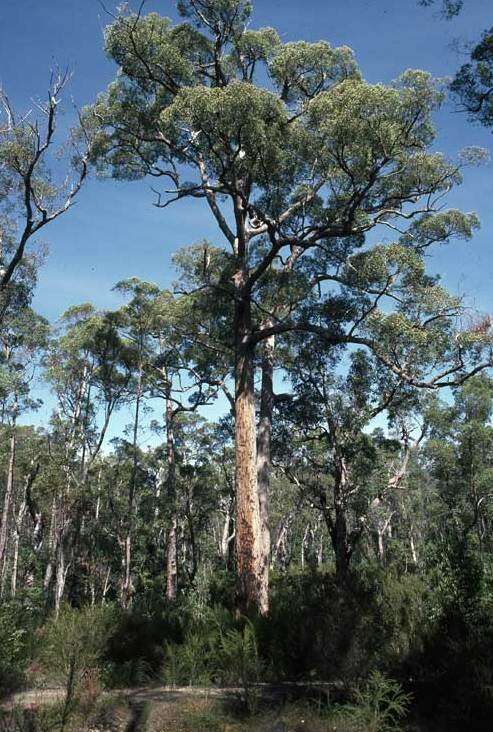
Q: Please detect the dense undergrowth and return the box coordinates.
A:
[2,560,493,731]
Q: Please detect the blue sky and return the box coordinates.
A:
[1,0,492,440]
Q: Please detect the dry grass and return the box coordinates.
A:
[147,697,358,732]
[2,691,365,731]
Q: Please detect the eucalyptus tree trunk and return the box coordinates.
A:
[0,420,16,589]
[332,503,352,582]
[377,529,385,563]
[121,534,131,608]
[271,513,291,570]
[257,328,274,606]
[54,533,68,617]
[409,521,419,565]
[121,360,143,608]
[220,498,235,567]
[234,282,265,615]
[326,455,353,583]
[43,495,57,604]
[165,393,178,601]
[376,514,394,565]
[101,565,111,605]
[11,490,27,597]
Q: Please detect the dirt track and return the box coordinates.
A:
[2,681,342,711]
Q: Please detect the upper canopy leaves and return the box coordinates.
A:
[451,27,493,129]
[270,41,360,102]
[82,0,492,390]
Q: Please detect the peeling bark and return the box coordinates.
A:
[257,326,274,612]
[234,288,264,615]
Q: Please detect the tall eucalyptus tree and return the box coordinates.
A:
[85,0,492,613]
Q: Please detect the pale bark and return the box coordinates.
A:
[121,359,143,608]
[165,394,178,601]
[11,492,27,597]
[43,495,57,602]
[409,524,418,565]
[0,421,16,587]
[317,534,324,567]
[271,515,290,570]
[101,565,111,605]
[377,529,385,563]
[257,326,274,611]
[234,289,264,614]
[220,498,234,563]
[121,534,132,607]
[54,537,68,617]
[376,513,394,564]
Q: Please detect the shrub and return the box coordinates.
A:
[161,604,263,713]
[162,605,235,687]
[0,603,30,696]
[259,567,428,684]
[103,606,182,687]
[218,619,263,713]
[338,671,412,732]
[163,632,216,687]
[39,605,114,729]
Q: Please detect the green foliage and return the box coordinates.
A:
[217,619,262,712]
[0,603,29,695]
[39,604,114,726]
[3,4,493,731]
[103,607,182,687]
[163,631,216,687]
[451,25,493,129]
[339,671,412,732]
[162,604,262,711]
[162,604,232,686]
[160,81,289,185]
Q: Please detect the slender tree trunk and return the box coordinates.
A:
[234,291,265,615]
[154,465,165,519]
[43,495,57,604]
[220,499,234,563]
[101,565,111,605]
[43,559,54,602]
[11,493,27,597]
[122,534,131,607]
[317,533,324,567]
[186,509,198,585]
[377,528,385,563]
[271,515,290,570]
[122,361,143,608]
[257,327,274,611]
[165,394,178,601]
[0,420,16,588]
[376,513,394,565]
[409,525,418,565]
[55,534,68,617]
